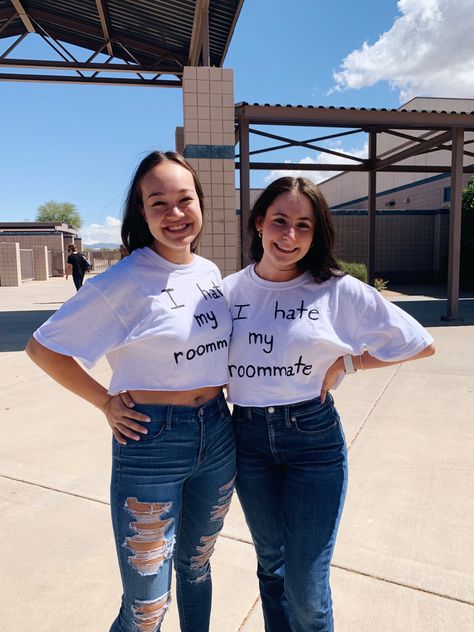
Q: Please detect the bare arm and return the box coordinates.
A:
[65,262,72,279]
[25,337,149,444]
[320,343,436,403]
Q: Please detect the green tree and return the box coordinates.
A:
[36,200,83,228]
[461,178,474,289]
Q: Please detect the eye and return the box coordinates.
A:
[180,196,193,204]
[273,217,286,225]
[298,223,312,230]
[151,200,166,207]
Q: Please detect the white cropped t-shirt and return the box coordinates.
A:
[34,247,232,394]
[222,266,433,407]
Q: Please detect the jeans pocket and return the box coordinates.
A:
[126,415,167,444]
[292,402,339,435]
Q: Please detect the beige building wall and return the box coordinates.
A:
[0,242,21,286]
[182,66,237,276]
[0,233,65,275]
[32,246,49,281]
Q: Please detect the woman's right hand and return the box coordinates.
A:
[102,393,150,445]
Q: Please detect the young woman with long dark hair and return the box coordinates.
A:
[27,151,235,632]
[223,176,435,632]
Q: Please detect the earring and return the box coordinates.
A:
[258,231,262,239]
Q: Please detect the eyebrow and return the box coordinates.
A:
[146,188,195,200]
[273,211,314,222]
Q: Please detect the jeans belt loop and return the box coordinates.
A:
[165,406,173,431]
[284,406,291,429]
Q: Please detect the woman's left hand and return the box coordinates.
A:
[320,357,345,404]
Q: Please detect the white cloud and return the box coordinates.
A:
[265,142,368,185]
[80,215,121,245]
[332,0,474,102]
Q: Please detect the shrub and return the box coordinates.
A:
[338,260,368,283]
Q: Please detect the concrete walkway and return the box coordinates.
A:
[0,277,472,631]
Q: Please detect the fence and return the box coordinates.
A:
[83,251,120,274]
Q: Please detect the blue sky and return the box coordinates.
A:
[1,0,473,243]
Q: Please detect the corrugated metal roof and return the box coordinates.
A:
[235,102,474,116]
[0,0,244,76]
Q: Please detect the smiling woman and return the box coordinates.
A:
[222,175,435,632]
[26,151,235,632]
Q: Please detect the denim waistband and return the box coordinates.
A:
[134,390,227,421]
[234,393,334,420]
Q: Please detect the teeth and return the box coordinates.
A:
[167,224,187,232]
[276,243,296,252]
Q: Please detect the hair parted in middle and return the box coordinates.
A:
[121,151,205,254]
[248,176,343,283]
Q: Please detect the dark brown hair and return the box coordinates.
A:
[248,176,343,283]
[121,151,205,254]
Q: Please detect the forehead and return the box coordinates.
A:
[268,190,315,219]
[140,162,196,195]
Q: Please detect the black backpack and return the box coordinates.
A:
[79,254,91,273]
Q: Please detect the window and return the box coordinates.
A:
[443,186,451,203]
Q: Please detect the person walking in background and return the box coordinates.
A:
[26,151,235,632]
[65,243,88,290]
[222,176,435,632]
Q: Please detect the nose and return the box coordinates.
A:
[168,205,185,218]
[283,226,296,240]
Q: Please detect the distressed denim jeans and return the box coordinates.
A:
[109,392,236,632]
[233,394,347,632]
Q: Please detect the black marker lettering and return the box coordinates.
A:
[234,304,250,320]
[248,331,274,354]
[161,288,185,310]
[194,310,218,329]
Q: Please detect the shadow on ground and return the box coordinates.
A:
[0,310,55,351]
[393,298,474,327]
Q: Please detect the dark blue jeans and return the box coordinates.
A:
[233,394,347,632]
[109,392,236,632]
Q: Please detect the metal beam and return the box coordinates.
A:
[238,118,251,267]
[373,130,453,171]
[443,128,465,321]
[95,0,113,57]
[0,58,181,75]
[234,103,474,131]
[9,0,35,32]
[0,73,181,87]
[234,162,474,174]
[368,132,377,284]
[189,0,210,66]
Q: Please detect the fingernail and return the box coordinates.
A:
[128,402,135,408]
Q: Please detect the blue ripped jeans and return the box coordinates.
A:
[233,395,347,632]
[109,392,236,632]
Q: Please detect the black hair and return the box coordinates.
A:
[121,151,205,254]
[248,176,343,283]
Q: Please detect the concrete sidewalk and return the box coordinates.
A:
[0,277,472,631]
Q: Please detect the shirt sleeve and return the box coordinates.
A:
[33,281,128,368]
[351,283,433,361]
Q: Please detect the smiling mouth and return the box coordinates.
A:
[275,243,298,254]
[166,223,189,233]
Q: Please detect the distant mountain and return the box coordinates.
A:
[83,242,120,250]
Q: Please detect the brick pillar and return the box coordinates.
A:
[175,126,184,154]
[0,242,21,286]
[32,246,49,281]
[182,66,237,276]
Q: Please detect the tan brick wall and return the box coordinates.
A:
[32,246,49,281]
[182,66,237,276]
[0,242,21,286]
[0,233,65,275]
